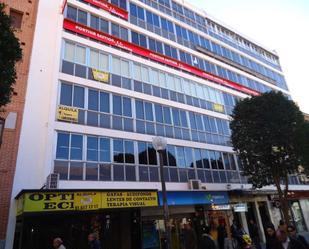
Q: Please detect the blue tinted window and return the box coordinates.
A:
[60,83,72,106]
[113,95,122,115]
[180,111,188,127]
[125,140,135,163]
[136,100,144,120]
[123,97,132,117]
[138,142,147,164]
[131,32,139,45]
[77,9,87,25]
[88,90,99,111]
[153,14,160,27]
[145,102,153,121]
[100,138,110,162]
[155,104,163,123]
[172,109,180,126]
[71,134,83,160]
[149,38,156,51]
[189,113,197,130]
[100,92,109,113]
[176,146,185,168]
[67,6,77,21]
[100,19,108,33]
[73,86,84,108]
[163,107,172,124]
[140,34,147,48]
[137,6,145,20]
[113,139,124,163]
[87,136,98,161]
[130,3,137,17]
[56,133,69,159]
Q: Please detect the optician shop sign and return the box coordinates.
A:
[63,19,260,97]
[16,191,158,215]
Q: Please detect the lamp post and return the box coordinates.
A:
[152,136,171,249]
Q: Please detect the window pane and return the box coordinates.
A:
[185,148,194,168]
[123,97,132,117]
[88,90,99,111]
[75,46,86,64]
[86,163,98,180]
[56,133,69,159]
[113,139,124,163]
[100,53,109,71]
[100,92,109,113]
[60,83,72,106]
[136,100,144,120]
[90,50,99,68]
[121,60,129,77]
[70,134,83,160]
[155,104,163,123]
[145,102,153,121]
[99,138,110,162]
[125,140,135,164]
[148,144,157,165]
[176,147,185,168]
[64,42,75,62]
[87,136,98,161]
[209,151,218,169]
[163,107,172,124]
[138,142,147,164]
[73,86,84,108]
[113,95,122,115]
[167,145,176,166]
[69,162,83,180]
[201,150,210,169]
[112,57,121,75]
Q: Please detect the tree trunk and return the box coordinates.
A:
[274,176,291,224]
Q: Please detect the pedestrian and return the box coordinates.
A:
[265,224,281,249]
[278,220,288,233]
[88,233,101,249]
[183,223,197,249]
[287,225,309,248]
[248,219,261,249]
[217,222,227,249]
[199,226,216,249]
[53,237,66,249]
[276,229,307,249]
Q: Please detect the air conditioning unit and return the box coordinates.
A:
[188,179,201,190]
[46,173,59,189]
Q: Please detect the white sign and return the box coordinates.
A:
[234,203,248,212]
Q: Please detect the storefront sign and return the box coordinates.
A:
[57,105,79,122]
[210,204,231,210]
[17,191,158,214]
[233,203,248,212]
[82,0,128,20]
[92,69,109,82]
[158,191,229,206]
[63,19,260,97]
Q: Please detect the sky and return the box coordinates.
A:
[189,0,309,114]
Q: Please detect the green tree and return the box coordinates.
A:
[230,91,308,223]
[0,3,22,107]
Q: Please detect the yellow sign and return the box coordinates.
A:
[92,69,109,83]
[17,191,158,214]
[213,103,224,113]
[57,105,78,122]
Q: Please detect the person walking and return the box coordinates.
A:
[248,219,261,249]
[276,229,307,249]
[287,225,309,249]
[265,225,281,249]
[53,237,66,249]
[88,233,101,249]
[199,226,216,249]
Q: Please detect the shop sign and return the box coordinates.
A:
[17,191,158,214]
[63,19,260,97]
[92,69,109,83]
[82,0,128,20]
[57,105,79,122]
[213,103,224,113]
[210,204,231,210]
[233,203,248,212]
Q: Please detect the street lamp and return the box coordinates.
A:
[152,136,171,249]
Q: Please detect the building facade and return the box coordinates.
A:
[5,0,309,249]
[0,1,39,248]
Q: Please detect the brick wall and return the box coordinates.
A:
[0,0,39,242]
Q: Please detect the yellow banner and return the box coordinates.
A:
[18,191,158,214]
[213,103,224,113]
[57,105,78,122]
[92,69,109,83]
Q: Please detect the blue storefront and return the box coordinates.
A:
[141,191,230,249]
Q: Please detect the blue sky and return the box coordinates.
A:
[189,0,309,113]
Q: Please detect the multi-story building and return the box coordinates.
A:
[0,1,39,249]
[5,0,309,248]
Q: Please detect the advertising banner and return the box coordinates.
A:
[57,105,79,122]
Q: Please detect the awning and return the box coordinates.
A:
[15,189,158,215]
[158,191,229,206]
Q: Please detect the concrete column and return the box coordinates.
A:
[240,212,249,234]
[254,201,266,243]
[299,199,309,231]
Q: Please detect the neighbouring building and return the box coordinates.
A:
[0,1,39,249]
[4,0,309,249]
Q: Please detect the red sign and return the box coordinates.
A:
[82,0,128,20]
[63,19,260,96]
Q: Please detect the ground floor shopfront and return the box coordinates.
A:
[13,189,231,249]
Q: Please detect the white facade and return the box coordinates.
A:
[5,0,309,248]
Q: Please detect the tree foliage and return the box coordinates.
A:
[230,91,308,222]
[0,3,22,107]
